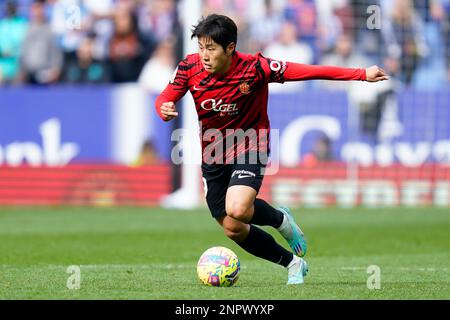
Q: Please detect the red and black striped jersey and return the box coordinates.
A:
[156,51,366,164]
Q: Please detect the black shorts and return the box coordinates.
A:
[201,161,266,219]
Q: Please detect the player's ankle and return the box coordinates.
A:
[287,255,300,269]
[277,214,290,235]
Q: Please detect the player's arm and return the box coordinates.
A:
[284,62,388,82]
[155,87,184,121]
[155,62,189,122]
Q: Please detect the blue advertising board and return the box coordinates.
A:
[0,86,112,165]
[268,89,450,166]
[0,86,448,167]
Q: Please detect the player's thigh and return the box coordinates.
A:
[225,162,265,218]
[225,185,257,219]
[202,164,232,219]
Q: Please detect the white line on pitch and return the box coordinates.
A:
[0,264,447,272]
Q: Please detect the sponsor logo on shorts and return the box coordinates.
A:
[232,170,256,179]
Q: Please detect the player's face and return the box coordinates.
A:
[198,37,234,74]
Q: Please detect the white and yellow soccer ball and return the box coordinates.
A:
[197,246,240,287]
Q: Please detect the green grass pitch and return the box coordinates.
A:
[0,206,449,299]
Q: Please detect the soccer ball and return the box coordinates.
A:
[196,246,240,287]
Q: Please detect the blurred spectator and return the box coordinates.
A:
[446,1,450,81]
[0,0,33,19]
[381,0,429,85]
[284,0,318,60]
[19,0,62,85]
[138,0,177,43]
[349,0,384,62]
[139,36,176,93]
[202,0,251,52]
[0,0,28,84]
[60,33,110,84]
[424,0,450,81]
[264,21,313,92]
[414,0,445,22]
[132,139,161,166]
[47,0,87,55]
[115,0,138,13]
[409,0,448,89]
[0,0,447,87]
[320,33,371,90]
[303,135,334,167]
[108,9,155,83]
[248,0,284,53]
[316,0,350,55]
[320,33,397,139]
[81,0,116,60]
[202,0,248,17]
[331,0,354,36]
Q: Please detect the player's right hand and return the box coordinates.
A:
[160,102,178,121]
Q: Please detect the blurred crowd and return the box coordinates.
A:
[0,0,449,90]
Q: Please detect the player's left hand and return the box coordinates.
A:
[365,65,389,82]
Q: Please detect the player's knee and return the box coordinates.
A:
[226,202,252,222]
[223,224,247,242]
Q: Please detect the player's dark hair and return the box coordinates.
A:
[191,14,237,53]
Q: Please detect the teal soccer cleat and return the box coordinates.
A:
[277,206,307,257]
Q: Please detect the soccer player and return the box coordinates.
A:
[155,14,388,285]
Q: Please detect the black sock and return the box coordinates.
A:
[236,225,293,267]
[250,199,284,228]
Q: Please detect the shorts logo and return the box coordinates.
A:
[239,81,250,95]
[232,170,255,179]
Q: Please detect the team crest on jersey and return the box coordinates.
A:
[239,81,251,94]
